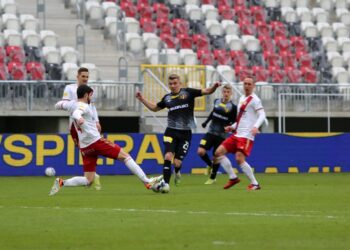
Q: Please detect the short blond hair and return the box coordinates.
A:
[168,74,180,81]
[222,83,232,90]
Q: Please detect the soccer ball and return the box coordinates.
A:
[151,179,170,193]
[45,167,56,177]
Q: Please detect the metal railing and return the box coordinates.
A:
[0,80,143,112]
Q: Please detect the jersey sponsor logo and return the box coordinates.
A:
[169,104,189,112]
[163,136,173,143]
[218,103,230,113]
[212,112,229,120]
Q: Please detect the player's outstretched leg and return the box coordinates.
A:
[144,175,163,189]
[92,173,102,190]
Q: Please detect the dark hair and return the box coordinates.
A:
[77,85,93,99]
[78,67,89,75]
[243,76,255,83]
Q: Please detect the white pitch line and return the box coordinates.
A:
[0,206,338,220]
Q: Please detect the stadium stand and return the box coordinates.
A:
[0,0,101,81]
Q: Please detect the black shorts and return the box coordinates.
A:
[199,133,225,154]
[163,127,192,161]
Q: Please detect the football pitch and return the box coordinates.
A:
[0,174,349,250]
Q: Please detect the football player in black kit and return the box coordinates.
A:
[136,74,221,192]
[197,84,237,184]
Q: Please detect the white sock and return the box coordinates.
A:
[124,157,150,183]
[63,176,89,187]
[240,161,258,185]
[95,173,99,178]
[220,156,237,180]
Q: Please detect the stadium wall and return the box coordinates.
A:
[0,133,348,176]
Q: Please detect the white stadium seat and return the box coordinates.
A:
[102,2,119,17]
[42,46,61,64]
[22,30,40,47]
[2,13,19,31]
[317,22,333,38]
[40,30,58,47]
[185,4,203,21]
[221,20,239,35]
[312,8,329,23]
[4,29,22,46]
[1,0,17,14]
[205,20,223,36]
[62,62,79,81]
[327,52,344,67]
[20,14,38,31]
[145,48,159,64]
[322,37,339,52]
[217,65,235,82]
[225,35,243,50]
[179,49,198,65]
[201,5,218,20]
[160,49,180,65]
[124,17,140,33]
[60,46,79,64]
[125,33,144,53]
[142,33,161,49]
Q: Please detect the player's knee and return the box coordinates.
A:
[235,152,245,165]
[117,149,130,161]
[197,147,205,156]
[164,152,173,161]
[174,159,182,168]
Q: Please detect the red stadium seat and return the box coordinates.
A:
[237,67,253,81]
[0,64,7,80]
[276,38,291,53]
[303,69,318,83]
[230,50,248,67]
[236,7,251,23]
[214,49,230,65]
[193,34,210,51]
[202,0,214,4]
[141,19,157,33]
[291,36,308,52]
[218,6,235,20]
[177,34,193,49]
[26,61,45,80]
[173,19,190,35]
[295,50,307,60]
[265,53,281,67]
[199,53,215,65]
[233,0,246,7]
[299,54,313,68]
[158,20,173,34]
[0,47,6,64]
[253,66,269,82]
[270,69,286,83]
[239,21,256,36]
[251,6,266,23]
[256,22,271,37]
[8,61,25,80]
[152,3,166,11]
[217,0,231,7]
[137,4,153,19]
[160,34,178,49]
[6,46,25,64]
[282,54,296,68]
[260,38,275,53]
[120,3,137,18]
[287,69,302,83]
[155,5,169,20]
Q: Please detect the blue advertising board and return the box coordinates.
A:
[0,133,348,176]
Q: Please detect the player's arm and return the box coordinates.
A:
[202,110,213,128]
[251,108,266,136]
[135,91,162,112]
[55,99,77,112]
[201,82,221,95]
[72,105,86,125]
[90,103,101,132]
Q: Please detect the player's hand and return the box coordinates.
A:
[78,118,85,125]
[225,126,234,133]
[96,122,101,133]
[201,122,207,128]
[135,91,143,101]
[251,127,260,136]
[213,82,222,89]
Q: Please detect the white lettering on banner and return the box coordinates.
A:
[169,104,189,112]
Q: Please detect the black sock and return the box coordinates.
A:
[210,163,220,180]
[163,160,172,184]
[200,153,212,167]
[174,165,181,174]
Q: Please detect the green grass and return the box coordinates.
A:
[0,174,349,250]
